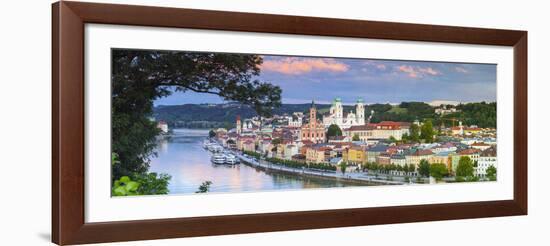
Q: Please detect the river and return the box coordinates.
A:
[148,128,365,195]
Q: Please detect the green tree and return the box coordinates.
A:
[112,50,282,181]
[420,120,435,143]
[111,152,120,167]
[409,124,420,142]
[208,130,216,138]
[352,134,360,141]
[388,136,397,143]
[271,138,282,145]
[418,159,430,177]
[456,156,475,180]
[486,165,497,181]
[327,124,343,138]
[409,164,416,173]
[132,172,171,195]
[401,133,410,143]
[196,181,213,193]
[339,162,348,175]
[396,165,403,173]
[429,163,448,181]
[112,176,140,196]
[449,102,497,128]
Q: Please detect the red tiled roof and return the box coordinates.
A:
[471,142,490,146]
[301,140,314,145]
[481,147,497,157]
[458,148,481,155]
[379,121,403,126]
[415,149,434,156]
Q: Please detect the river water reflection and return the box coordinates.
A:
[149,128,364,194]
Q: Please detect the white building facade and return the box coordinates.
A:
[322,98,365,130]
[476,147,497,178]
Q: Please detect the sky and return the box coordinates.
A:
[153,55,496,106]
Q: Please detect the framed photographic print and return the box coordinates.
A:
[52,1,527,245]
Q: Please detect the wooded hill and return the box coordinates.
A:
[153,101,496,129]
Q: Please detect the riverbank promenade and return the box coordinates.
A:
[235,152,405,186]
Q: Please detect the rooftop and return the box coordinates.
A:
[458,148,481,155]
[413,149,434,156]
[367,145,389,153]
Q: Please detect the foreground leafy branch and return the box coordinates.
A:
[111,49,282,189]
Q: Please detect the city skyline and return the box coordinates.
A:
[154,55,496,106]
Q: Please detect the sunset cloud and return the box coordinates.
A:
[362,60,387,71]
[260,57,349,75]
[397,65,441,78]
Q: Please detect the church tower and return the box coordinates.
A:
[236,115,242,135]
[309,100,317,127]
[334,97,343,125]
[356,98,365,125]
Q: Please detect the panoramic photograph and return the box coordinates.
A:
[110,49,497,196]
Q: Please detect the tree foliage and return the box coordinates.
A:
[409,124,420,142]
[441,102,496,128]
[112,176,140,196]
[429,163,448,181]
[368,102,434,123]
[132,172,171,195]
[111,49,282,180]
[271,138,282,145]
[196,181,213,193]
[456,156,475,179]
[486,165,497,181]
[327,124,343,138]
[339,162,348,175]
[352,134,360,141]
[420,120,435,143]
[418,159,431,177]
[111,172,171,196]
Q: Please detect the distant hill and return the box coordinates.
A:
[153,101,496,129]
[153,103,331,128]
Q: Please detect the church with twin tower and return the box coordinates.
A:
[322,97,365,130]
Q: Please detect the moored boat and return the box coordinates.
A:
[207,144,222,152]
[224,154,239,165]
[211,153,226,164]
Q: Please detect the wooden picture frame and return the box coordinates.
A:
[52,1,527,245]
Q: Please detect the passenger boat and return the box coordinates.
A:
[224,154,239,165]
[202,140,211,149]
[208,145,223,153]
[211,153,226,164]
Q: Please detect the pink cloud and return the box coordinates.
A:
[397,65,441,78]
[418,67,440,75]
[362,61,387,71]
[398,65,419,78]
[261,58,349,75]
[455,66,469,73]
